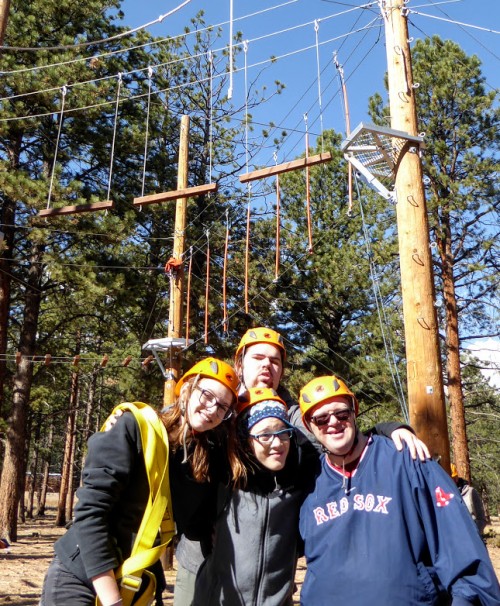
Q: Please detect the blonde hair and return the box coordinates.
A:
[161,378,245,484]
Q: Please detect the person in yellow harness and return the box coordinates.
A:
[40,357,241,606]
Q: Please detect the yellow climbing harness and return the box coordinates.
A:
[96,401,175,606]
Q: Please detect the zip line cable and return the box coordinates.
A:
[2,0,194,53]
[0,10,380,108]
[354,172,409,422]
[0,1,369,78]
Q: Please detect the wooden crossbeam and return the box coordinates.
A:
[133,183,217,207]
[238,152,332,184]
[38,200,114,217]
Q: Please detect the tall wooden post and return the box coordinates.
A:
[163,115,190,406]
[381,0,450,469]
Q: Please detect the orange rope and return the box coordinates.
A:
[275,174,281,281]
[204,231,210,344]
[244,198,251,314]
[305,130,313,254]
[223,212,229,333]
[185,247,193,344]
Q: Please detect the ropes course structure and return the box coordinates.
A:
[1,0,497,409]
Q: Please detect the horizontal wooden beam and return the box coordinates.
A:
[239,152,332,184]
[133,183,217,206]
[38,200,114,217]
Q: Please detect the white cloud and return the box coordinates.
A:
[466,339,500,389]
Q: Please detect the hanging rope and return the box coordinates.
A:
[243,39,251,315]
[204,230,210,344]
[228,0,234,99]
[222,210,230,333]
[208,51,214,182]
[244,190,251,314]
[314,19,324,150]
[274,151,281,282]
[334,52,354,217]
[304,113,313,254]
[46,85,68,211]
[354,172,409,422]
[106,73,123,203]
[140,66,154,200]
[185,247,193,346]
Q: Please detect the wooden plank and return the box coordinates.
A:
[133,182,217,206]
[38,200,114,217]
[238,152,332,184]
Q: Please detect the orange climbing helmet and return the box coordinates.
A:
[299,375,359,421]
[235,327,286,361]
[237,386,287,415]
[175,357,239,400]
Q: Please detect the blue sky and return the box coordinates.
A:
[117,1,499,386]
[119,0,499,166]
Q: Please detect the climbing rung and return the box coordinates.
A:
[133,183,217,206]
[239,152,332,184]
[38,200,114,217]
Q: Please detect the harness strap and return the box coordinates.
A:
[96,402,175,606]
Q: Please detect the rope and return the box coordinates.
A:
[140,66,154,199]
[106,73,122,202]
[354,172,409,422]
[185,247,193,345]
[4,0,194,52]
[204,230,210,345]
[228,0,234,99]
[334,52,354,216]
[244,192,251,314]
[274,151,281,282]
[304,113,313,254]
[46,85,67,211]
[208,51,214,182]
[222,210,230,333]
[314,20,324,151]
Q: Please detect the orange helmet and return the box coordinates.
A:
[175,357,239,399]
[235,327,286,361]
[237,387,286,415]
[299,375,358,421]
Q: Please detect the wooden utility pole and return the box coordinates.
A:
[163,115,190,407]
[381,0,450,469]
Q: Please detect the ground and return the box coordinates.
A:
[1,495,499,605]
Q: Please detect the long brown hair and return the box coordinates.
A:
[161,377,246,484]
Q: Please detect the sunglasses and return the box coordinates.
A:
[309,408,354,427]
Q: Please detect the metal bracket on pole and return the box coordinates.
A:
[142,337,194,380]
[341,122,424,202]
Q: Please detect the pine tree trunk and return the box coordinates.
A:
[27,415,41,518]
[0,133,22,417]
[437,212,470,482]
[56,346,80,527]
[36,422,54,517]
[0,242,44,540]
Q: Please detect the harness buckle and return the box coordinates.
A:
[121,574,142,592]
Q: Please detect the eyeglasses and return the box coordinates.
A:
[194,386,233,420]
[309,408,354,427]
[249,427,295,445]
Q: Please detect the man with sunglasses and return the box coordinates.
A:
[298,375,500,606]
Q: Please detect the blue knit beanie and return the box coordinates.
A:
[242,401,293,433]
